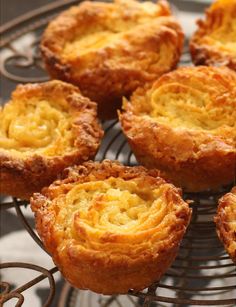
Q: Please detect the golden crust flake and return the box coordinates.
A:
[119,66,236,192]
[0,80,103,199]
[190,0,236,70]
[31,160,191,294]
[215,187,236,263]
[41,0,184,119]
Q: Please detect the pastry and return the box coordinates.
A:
[215,187,236,263]
[0,80,103,200]
[41,0,184,119]
[119,66,236,192]
[31,160,191,294]
[190,0,236,70]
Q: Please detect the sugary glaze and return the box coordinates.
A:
[31,160,191,294]
[120,66,236,192]
[0,81,103,199]
[190,0,236,70]
[41,0,184,119]
[215,187,236,263]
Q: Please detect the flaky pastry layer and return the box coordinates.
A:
[215,187,236,263]
[41,0,184,119]
[31,160,191,294]
[0,80,103,199]
[119,66,236,192]
[190,0,236,70]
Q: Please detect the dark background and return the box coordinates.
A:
[1,0,56,24]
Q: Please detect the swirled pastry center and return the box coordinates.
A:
[0,99,73,155]
[205,20,236,53]
[63,30,120,57]
[56,178,171,244]
[61,1,170,60]
[212,24,236,46]
[143,81,236,136]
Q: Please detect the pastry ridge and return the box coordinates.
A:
[119,66,236,192]
[31,160,191,294]
[41,0,184,119]
[215,187,236,263]
[190,0,236,70]
[0,80,103,199]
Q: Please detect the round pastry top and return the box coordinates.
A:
[61,0,170,58]
[41,0,183,119]
[215,187,236,262]
[41,0,183,69]
[31,160,191,255]
[190,0,236,68]
[200,0,236,52]
[42,0,170,54]
[0,80,101,157]
[127,66,236,140]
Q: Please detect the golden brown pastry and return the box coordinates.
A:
[31,160,191,294]
[0,80,103,200]
[119,66,236,192]
[41,0,184,119]
[190,0,236,70]
[215,187,236,263]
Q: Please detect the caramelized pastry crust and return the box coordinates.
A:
[0,81,103,200]
[190,0,236,70]
[41,0,184,119]
[215,187,236,263]
[31,160,191,294]
[119,66,236,192]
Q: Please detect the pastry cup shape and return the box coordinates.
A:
[41,0,184,119]
[190,0,236,70]
[119,66,236,192]
[31,160,191,294]
[215,187,236,263]
[0,80,103,200]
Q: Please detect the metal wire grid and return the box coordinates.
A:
[1,123,236,306]
[0,0,236,306]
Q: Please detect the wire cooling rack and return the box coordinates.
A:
[0,1,236,306]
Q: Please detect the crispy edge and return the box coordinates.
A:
[215,187,236,263]
[30,160,192,294]
[190,0,236,70]
[119,66,236,192]
[120,110,236,192]
[40,1,183,119]
[0,80,104,200]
